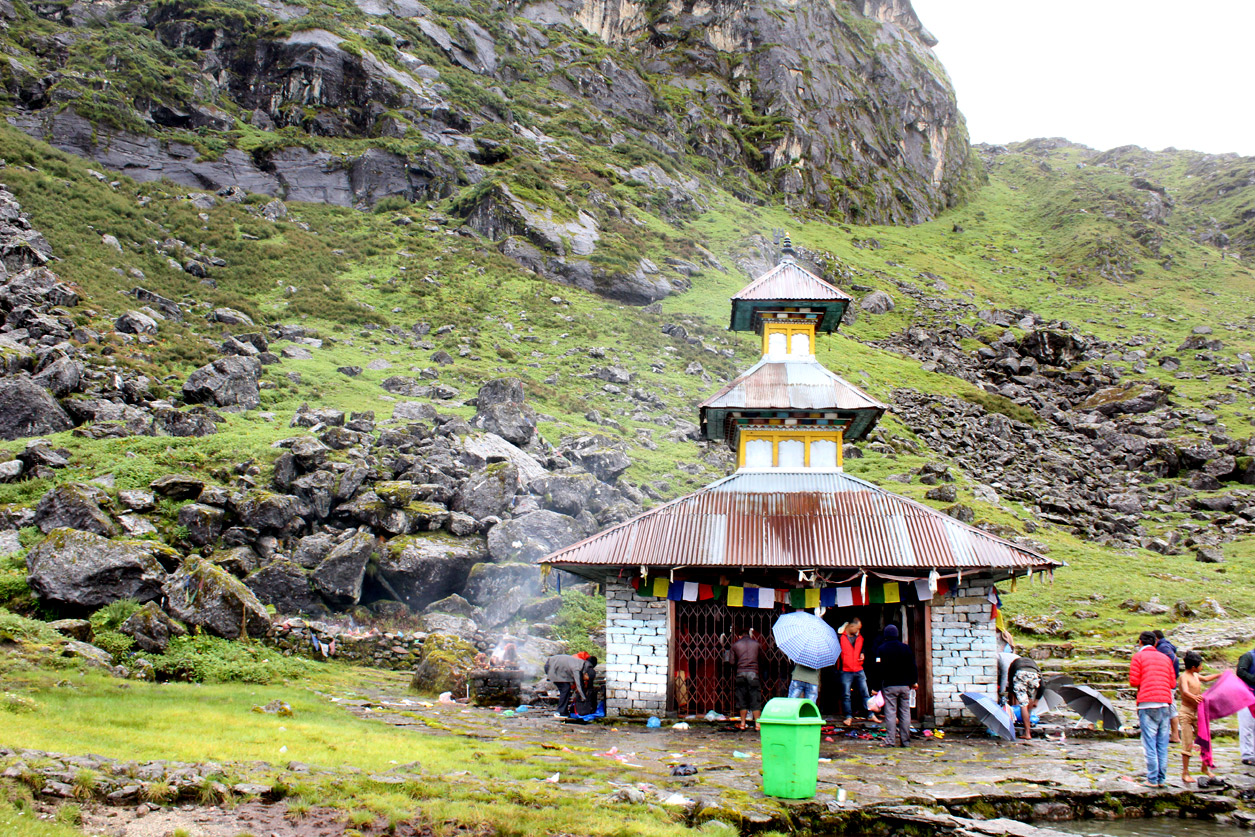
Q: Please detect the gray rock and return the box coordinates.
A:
[119,602,187,653]
[924,484,957,503]
[859,290,895,314]
[209,545,261,577]
[182,356,262,410]
[150,474,205,500]
[530,473,599,516]
[177,503,225,546]
[486,510,585,563]
[234,491,304,533]
[293,533,335,568]
[1195,546,1225,564]
[116,310,159,335]
[452,462,519,521]
[393,401,439,422]
[210,307,255,326]
[377,534,485,611]
[0,374,73,440]
[311,532,378,607]
[245,560,324,614]
[34,483,116,536]
[164,558,271,638]
[32,357,84,398]
[561,435,631,483]
[26,529,167,609]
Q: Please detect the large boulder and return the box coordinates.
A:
[118,602,187,653]
[177,503,226,546]
[234,491,304,533]
[182,356,262,410]
[452,462,519,521]
[561,435,631,483]
[339,491,449,536]
[410,633,476,695]
[487,510,586,563]
[1017,329,1088,368]
[377,534,485,611]
[245,560,324,614]
[311,531,379,607]
[470,378,535,446]
[0,374,73,440]
[163,557,271,638]
[34,482,116,536]
[859,290,895,314]
[531,473,598,516]
[1076,383,1170,416]
[293,532,334,568]
[461,562,543,627]
[26,529,167,609]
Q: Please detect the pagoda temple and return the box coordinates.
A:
[540,240,1060,722]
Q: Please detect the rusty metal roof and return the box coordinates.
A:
[699,359,887,441]
[729,259,852,334]
[540,470,1060,573]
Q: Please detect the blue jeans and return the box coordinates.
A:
[788,680,819,701]
[1139,705,1171,785]
[839,670,870,719]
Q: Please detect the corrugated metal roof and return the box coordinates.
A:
[540,470,1060,572]
[733,261,852,302]
[700,358,888,412]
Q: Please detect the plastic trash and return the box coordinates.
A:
[544,773,560,783]
[516,705,531,713]
[704,710,727,722]
[502,710,516,718]
[438,691,455,704]
[732,751,750,759]
[646,717,662,728]
[673,722,690,730]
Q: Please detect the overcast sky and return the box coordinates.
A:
[910,0,1255,156]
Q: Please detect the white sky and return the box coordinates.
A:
[910,0,1255,156]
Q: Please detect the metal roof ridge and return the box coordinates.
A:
[732,260,851,301]
[697,357,890,411]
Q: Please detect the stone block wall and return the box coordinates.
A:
[930,579,998,723]
[604,579,669,716]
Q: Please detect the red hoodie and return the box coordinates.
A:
[1129,645,1175,704]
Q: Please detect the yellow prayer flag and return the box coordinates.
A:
[883,581,900,603]
[651,577,670,597]
[727,586,744,607]
[804,588,821,608]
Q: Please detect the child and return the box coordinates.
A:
[1179,650,1221,784]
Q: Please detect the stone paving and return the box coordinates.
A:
[342,673,1255,830]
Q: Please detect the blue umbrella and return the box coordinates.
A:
[772,612,840,669]
[961,692,1016,741]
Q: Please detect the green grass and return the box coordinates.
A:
[0,666,702,836]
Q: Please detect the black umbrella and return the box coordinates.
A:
[961,692,1016,741]
[1058,683,1121,731]
[1041,674,1074,711]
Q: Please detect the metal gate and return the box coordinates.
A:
[672,601,792,715]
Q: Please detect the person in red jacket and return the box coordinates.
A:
[1129,630,1177,787]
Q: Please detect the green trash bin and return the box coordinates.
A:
[759,697,823,799]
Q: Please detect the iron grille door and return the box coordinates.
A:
[672,601,791,715]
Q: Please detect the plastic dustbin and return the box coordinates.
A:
[758,697,823,799]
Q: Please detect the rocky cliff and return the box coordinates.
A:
[5,0,974,228]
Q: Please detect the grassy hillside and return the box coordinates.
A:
[0,123,1252,647]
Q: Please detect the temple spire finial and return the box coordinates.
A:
[780,235,795,261]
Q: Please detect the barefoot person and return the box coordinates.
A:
[730,625,763,730]
[998,651,1042,741]
[1179,650,1220,784]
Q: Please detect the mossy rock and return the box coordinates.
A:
[410,633,476,695]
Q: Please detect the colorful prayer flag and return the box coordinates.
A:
[698,584,715,601]
[883,582,900,604]
[804,588,821,608]
[789,589,806,609]
[682,582,699,601]
[727,586,744,607]
[914,579,933,601]
[667,582,684,601]
[836,587,854,608]
[819,588,837,608]
[651,577,670,598]
[869,583,885,605]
